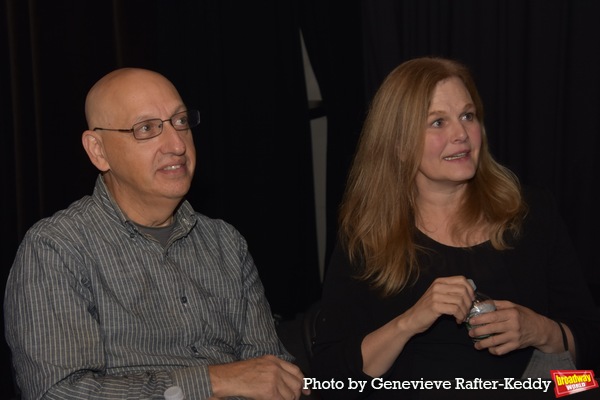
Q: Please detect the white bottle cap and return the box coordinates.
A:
[164,386,185,400]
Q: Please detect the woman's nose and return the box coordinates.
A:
[451,121,468,142]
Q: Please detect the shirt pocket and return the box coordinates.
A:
[200,296,247,354]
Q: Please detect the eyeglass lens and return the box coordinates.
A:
[132,110,200,140]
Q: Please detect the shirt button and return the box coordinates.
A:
[181,296,188,304]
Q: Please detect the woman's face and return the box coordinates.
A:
[415,77,482,193]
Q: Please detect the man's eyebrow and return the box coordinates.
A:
[132,106,188,122]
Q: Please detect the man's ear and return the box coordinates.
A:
[82,130,110,172]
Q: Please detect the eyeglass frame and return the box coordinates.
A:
[92,109,200,140]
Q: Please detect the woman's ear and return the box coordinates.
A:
[82,130,110,172]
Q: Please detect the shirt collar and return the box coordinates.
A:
[91,174,197,238]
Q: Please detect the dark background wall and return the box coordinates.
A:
[2,1,599,397]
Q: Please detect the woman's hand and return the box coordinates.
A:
[361,275,475,377]
[403,276,476,334]
[468,300,573,357]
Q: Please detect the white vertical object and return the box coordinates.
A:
[300,29,327,282]
[164,386,185,400]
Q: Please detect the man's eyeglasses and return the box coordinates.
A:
[93,109,200,140]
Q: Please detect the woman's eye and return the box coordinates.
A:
[462,112,475,121]
[431,119,443,128]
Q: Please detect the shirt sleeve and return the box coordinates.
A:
[220,221,294,363]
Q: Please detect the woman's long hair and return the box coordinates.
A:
[339,57,526,297]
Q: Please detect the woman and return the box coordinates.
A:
[310,57,600,399]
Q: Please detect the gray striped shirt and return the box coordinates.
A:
[4,176,292,400]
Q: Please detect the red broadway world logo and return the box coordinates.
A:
[550,370,599,398]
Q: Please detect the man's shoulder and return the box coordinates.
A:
[192,212,239,236]
[187,212,250,248]
[25,194,105,240]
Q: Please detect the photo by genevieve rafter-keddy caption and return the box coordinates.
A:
[303,371,600,399]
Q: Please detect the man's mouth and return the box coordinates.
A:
[162,164,182,171]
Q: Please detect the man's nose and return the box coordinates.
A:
[161,123,188,154]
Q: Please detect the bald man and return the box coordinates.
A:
[5,68,309,400]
